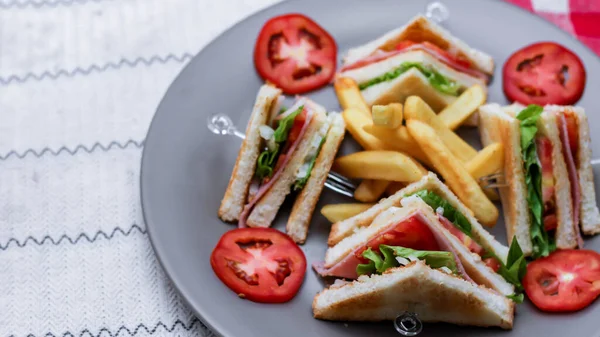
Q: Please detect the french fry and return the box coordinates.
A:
[438,85,487,130]
[404,96,478,163]
[465,143,504,179]
[385,181,406,196]
[321,203,375,223]
[355,180,389,202]
[341,107,392,197]
[342,108,387,151]
[334,78,392,199]
[372,103,403,128]
[334,77,370,116]
[406,120,498,226]
[362,124,432,167]
[334,151,425,182]
[465,143,503,201]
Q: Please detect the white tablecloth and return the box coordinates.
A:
[0,0,280,335]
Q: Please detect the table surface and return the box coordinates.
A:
[0,0,597,336]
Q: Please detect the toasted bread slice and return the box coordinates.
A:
[478,104,533,256]
[246,108,328,228]
[343,15,494,75]
[218,84,282,222]
[324,198,514,296]
[313,261,514,329]
[546,105,600,235]
[328,173,509,264]
[287,113,345,244]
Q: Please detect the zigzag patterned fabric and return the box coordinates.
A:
[0,0,278,336]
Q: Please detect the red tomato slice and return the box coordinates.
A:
[503,42,586,105]
[484,257,501,273]
[437,215,484,255]
[210,228,307,303]
[564,110,579,159]
[355,215,440,260]
[253,14,337,94]
[523,249,600,312]
[285,109,307,146]
[416,42,472,69]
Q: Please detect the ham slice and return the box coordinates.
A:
[557,113,583,248]
[437,215,484,256]
[238,109,314,228]
[313,212,475,284]
[341,44,489,82]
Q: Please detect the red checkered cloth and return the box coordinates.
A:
[507,0,600,55]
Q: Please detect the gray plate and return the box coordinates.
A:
[140,0,600,336]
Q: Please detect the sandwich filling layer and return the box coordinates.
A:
[557,111,583,246]
[516,105,554,257]
[358,61,460,96]
[341,41,489,81]
[238,101,314,227]
[314,210,473,282]
[293,112,335,191]
[516,106,584,256]
[413,190,526,295]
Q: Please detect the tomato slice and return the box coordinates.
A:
[437,215,483,255]
[285,109,307,147]
[523,249,600,312]
[354,215,440,260]
[564,110,579,161]
[210,228,307,303]
[503,42,586,105]
[253,14,337,94]
[484,257,501,273]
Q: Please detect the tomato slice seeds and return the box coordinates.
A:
[211,228,307,303]
[523,249,600,312]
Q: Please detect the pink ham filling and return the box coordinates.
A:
[557,113,583,248]
[237,108,314,228]
[341,44,489,82]
[313,212,475,284]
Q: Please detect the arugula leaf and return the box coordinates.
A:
[293,136,326,191]
[507,293,524,303]
[255,146,279,180]
[358,62,460,96]
[497,237,528,292]
[356,245,458,276]
[515,104,553,258]
[254,106,304,180]
[273,106,303,142]
[356,247,383,276]
[412,190,472,236]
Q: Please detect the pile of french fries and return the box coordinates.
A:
[321,78,504,227]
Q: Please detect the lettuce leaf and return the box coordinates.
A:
[255,106,304,180]
[358,62,460,96]
[497,237,528,291]
[507,293,524,303]
[515,104,554,258]
[292,136,326,191]
[412,190,471,236]
[356,245,458,276]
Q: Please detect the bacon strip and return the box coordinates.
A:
[341,44,489,82]
[557,113,583,248]
[313,212,475,284]
[238,109,314,228]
